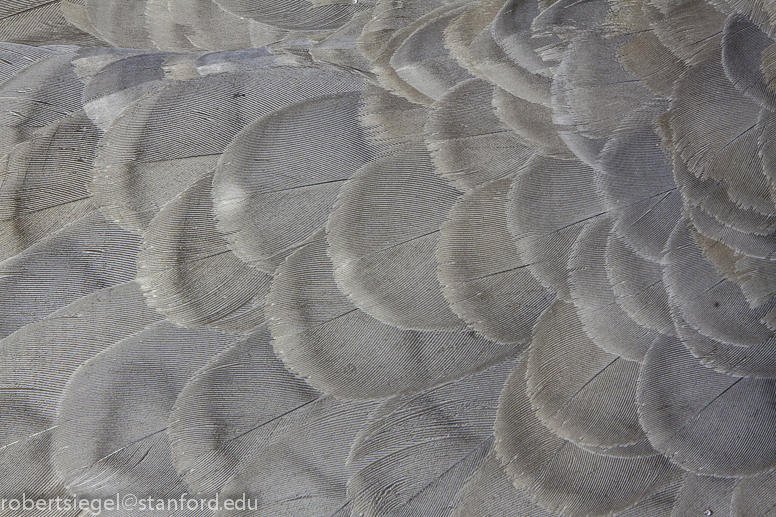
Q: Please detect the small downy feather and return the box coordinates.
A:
[526,300,651,452]
[348,356,521,517]
[0,211,139,340]
[52,321,236,499]
[495,359,680,516]
[267,230,518,400]
[424,78,533,191]
[168,328,322,496]
[0,111,99,262]
[595,100,682,262]
[437,176,555,344]
[637,333,776,477]
[212,92,380,274]
[326,142,467,332]
[507,154,606,301]
[663,219,773,346]
[568,217,666,362]
[137,174,270,334]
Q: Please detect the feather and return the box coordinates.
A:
[637,333,776,477]
[526,300,652,452]
[757,106,776,207]
[0,282,163,504]
[216,394,376,517]
[490,0,559,77]
[166,0,258,51]
[673,142,776,236]
[326,142,466,331]
[0,41,58,83]
[451,453,556,517]
[348,356,520,517]
[78,50,174,130]
[669,50,775,216]
[370,4,469,105]
[358,84,430,144]
[731,468,776,517]
[137,174,270,334]
[425,78,533,191]
[552,32,655,142]
[52,321,235,498]
[84,0,154,48]
[212,92,379,274]
[0,0,102,47]
[144,0,199,52]
[605,233,675,335]
[706,0,774,36]
[670,474,735,517]
[309,10,375,75]
[663,219,773,345]
[0,111,99,262]
[495,358,680,516]
[91,62,365,232]
[169,328,322,495]
[266,230,518,399]
[722,14,776,110]
[506,154,605,300]
[0,211,139,339]
[467,22,553,106]
[357,0,446,62]
[674,311,776,379]
[568,217,666,362]
[650,0,725,66]
[616,31,688,98]
[212,0,368,31]
[492,86,571,158]
[437,176,555,344]
[0,51,83,156]
[388,4,473,102]
[443,0,504,78]
[688,203,776,259]
[595,100,682,261]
